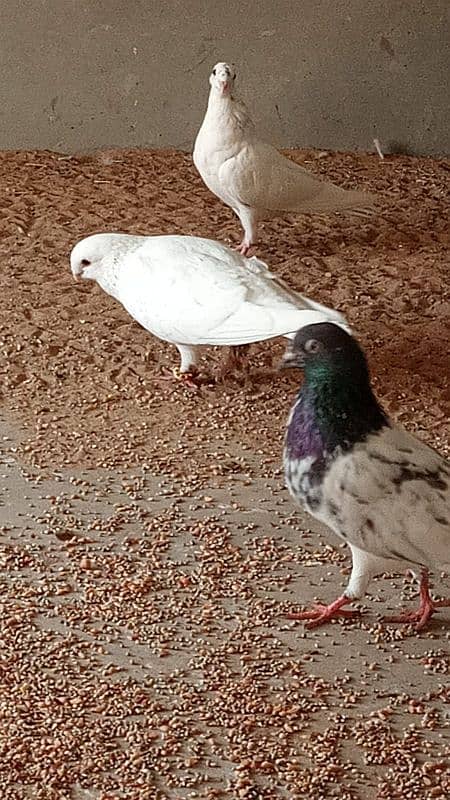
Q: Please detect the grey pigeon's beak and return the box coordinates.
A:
[279,349,304,371]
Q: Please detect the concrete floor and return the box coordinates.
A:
[1,411,448,798]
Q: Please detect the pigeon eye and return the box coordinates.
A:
[305,338,320,353]
[212,69,216,76]
[81,258,91,267]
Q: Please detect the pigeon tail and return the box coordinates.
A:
[296,184,377,217]
[203,305,351,346]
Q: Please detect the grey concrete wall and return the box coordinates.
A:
[0,1,448,155]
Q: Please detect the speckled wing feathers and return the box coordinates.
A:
[304,425,450,569]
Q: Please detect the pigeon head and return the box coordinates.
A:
[70,233,131,281]
[282,322,369,379]
[209,62,236,96]
[283,323,387,452]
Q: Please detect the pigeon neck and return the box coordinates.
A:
[204,91,255,144]
[286,362,388,460]
[207,88,235,116]
[95,257,122,298]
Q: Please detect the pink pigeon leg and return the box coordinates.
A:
[287,594,360,629]
[237,240,252,256]
[236,205,258,256]
[383,570,450,630]
[175,367,202,390]
[223,345,251,373]
[159,365,201,390]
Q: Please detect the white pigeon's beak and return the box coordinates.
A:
[220,80,231,95]
[71,262,86,281]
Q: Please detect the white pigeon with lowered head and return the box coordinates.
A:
[282,322,449,630]
[70,233,350,386]
[193,62,376,254]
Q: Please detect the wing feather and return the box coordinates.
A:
[220,142,375,215]
[113,235,350,345]
[323,426,450,568]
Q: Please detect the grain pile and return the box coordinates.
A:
[0,148,449,798]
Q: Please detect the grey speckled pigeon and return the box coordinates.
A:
[282,322,449,630]
[193,62,376,254]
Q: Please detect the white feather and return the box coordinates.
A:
[70,233,350,372]
[193,62,376,250]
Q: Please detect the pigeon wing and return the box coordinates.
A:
[114,236,349,346]
[324,425,450,569]
[220,140,375,215]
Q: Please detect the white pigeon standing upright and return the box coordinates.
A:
[193,62,376,254]
[70,233,351,387]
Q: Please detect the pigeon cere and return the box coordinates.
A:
[0,10,449,800]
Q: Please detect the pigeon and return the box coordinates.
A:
[70,233,350,387]
[193,62,376,254]
[281,322,449,630]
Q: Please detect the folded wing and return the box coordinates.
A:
[114,235,350,346]
[220,141,376,216]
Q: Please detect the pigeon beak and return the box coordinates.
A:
[220,80,230,95]
[279,351,304,371]
[71,265,84,281]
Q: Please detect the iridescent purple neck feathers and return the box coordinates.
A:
[286,396,324,461]
[285,380,388,463]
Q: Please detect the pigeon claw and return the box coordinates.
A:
[287,595,360,628]
[237,241,252,256]
[382,570,450,630]
[382,608,431,629]
[159,366,201,390]
[382,598,450,630]
[173,367,201,391]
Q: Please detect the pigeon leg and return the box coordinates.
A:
[383,570,450,630]
[172,366,202,390]
[168,345,203,388]
[159,365,201,390]
[222,345,251,377]
[236,206,258,255]
[287,594,360,628]
[238,241,252,256]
